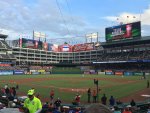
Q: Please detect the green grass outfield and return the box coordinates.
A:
[0,74,149,104]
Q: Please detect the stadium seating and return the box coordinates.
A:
[97,50,150,62]
[0,40,11,49]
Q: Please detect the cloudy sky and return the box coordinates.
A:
[0,0,150,44]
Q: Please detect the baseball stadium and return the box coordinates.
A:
[0,20,150,113]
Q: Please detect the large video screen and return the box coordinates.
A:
[105,21,141,42]
[21,38,42,49]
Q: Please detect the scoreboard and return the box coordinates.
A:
[105,21,141,42]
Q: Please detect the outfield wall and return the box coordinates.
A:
[103,70,150,76]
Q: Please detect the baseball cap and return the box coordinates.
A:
[27,89,34,95]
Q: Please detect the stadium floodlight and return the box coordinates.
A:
[86,32,98,39]
[34,31,46,38]
[86,32,99,43]
[34,31,41,38]
[91,33,98,38]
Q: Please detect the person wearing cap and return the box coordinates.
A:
[23,89,42,113]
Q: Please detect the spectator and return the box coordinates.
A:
[109,96,115,106]
[130,99,136,107]
[92,89,97,103]
[23,89,42,113]
[75,94,81,105]
[5,87,10,97]
[87,88,91,103]
[116,100,122,105]
[9,87,13,96]
[147,80,149,88]
[42,102,49,113]
[16,84,19,90]
[50,89,55,103]
[7,94,14,108]
[1,88,5,95]
[12,87,16,97]
[113,106,121,113]
[54,97,62,111]
[48,103,54,113]
[101,94,107,105]
[122,106,132,113]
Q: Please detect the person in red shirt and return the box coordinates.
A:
[50,89,54,103]
[75,94,81,105]
[92,89,97,103]
[122,107,132,113]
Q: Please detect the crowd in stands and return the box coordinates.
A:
[0,66,22,71]
[0,54,15,59]
[0,40,11,50]
[0,40,15,59]
[97,50,150,62]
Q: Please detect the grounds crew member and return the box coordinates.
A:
[24,89,42,113]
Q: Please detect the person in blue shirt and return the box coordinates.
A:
[109,96,115,106]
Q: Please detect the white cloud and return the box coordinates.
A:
[0,0,96,42]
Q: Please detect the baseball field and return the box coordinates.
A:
[0,74,150,104]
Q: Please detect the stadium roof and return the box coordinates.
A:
[101,36,150,48]
[0,34,8,39]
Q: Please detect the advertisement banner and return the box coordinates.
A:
[134,72,144,76]
[38,70,45,72]
[30,70,37,72]
[0,71,13,75]
[105,21,141,42]
[105,72,114,75]
[115,71,123,76]
[43,42,48,51]
[0,64,10,66]
[98,72,105,75]
[145,73,150,76]
[45,72,50,74]
[32,72,39,75]
[105,70,113,72]
[14,70,24,75]
[86,43,94,51]
[73,43,94,52]
[124,72,133,76]
[19,38,22,48]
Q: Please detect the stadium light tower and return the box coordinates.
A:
[85,32,99,43]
